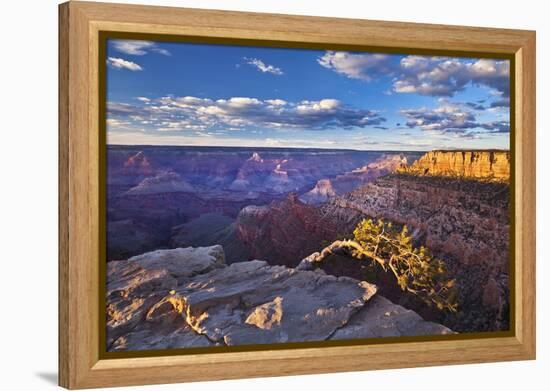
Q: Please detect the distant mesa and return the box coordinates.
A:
[299,178,337,204]
[247,152,263,162]
[124,170,194,196]
[123,151,154,176]
[398,150,510,180]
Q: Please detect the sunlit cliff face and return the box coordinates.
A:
[398,150,510,180]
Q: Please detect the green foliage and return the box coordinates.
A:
[352,219,458,312]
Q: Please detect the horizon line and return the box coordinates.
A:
[106,143,510,153]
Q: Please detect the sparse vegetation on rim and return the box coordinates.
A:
[303,218,459,312]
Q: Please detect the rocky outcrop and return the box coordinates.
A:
[332,295,453,339]
[398,150,510,180]
[107,246,452,351]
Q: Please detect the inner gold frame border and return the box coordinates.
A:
[59,1,536,389]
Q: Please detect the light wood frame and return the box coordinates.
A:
[59,1,536,389]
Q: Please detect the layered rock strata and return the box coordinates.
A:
[398,150,510,180]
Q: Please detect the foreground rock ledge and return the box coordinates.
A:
[107,246,453,351]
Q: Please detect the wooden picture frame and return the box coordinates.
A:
[59,1,536,389]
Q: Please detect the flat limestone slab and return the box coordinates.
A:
[107,245,452,352]
[330,295,454,340]
[168,260,377,345]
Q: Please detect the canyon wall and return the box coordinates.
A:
[235,173,510,333]
[398,150,510,180]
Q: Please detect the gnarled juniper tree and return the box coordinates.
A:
[301,219,458,312]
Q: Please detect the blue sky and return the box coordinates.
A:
[106,39,510,150]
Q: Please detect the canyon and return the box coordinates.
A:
[106,146,511,348]
[107,146,415,261]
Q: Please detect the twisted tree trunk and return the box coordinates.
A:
[297,239,386,270]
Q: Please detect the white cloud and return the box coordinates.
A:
[318,51,510,98]
[107,95,386,132]
[107,57,143,71]
[265,99,287,106]
[401,100,509,134]
[244,57,284,75]
[318,51,394,81]
[394,57,510,97]
[111,40,170,56]
[136,97,150,102]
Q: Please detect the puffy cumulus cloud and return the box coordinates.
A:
[111,40,170,56]
[265,99,287,106]
[107,57,143,71]
[401,100,509,134]
[318,51,510,98]
[107,96,386,132]
[244,58,284,75]
[318,51,394,81]
[394,56,510,97]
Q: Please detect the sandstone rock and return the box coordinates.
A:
[245,296,284,330]
[169,260,377,345]
[107,246,224,349]
[107,246,451,352]
[106,260,178,347]
[128,245,225,278]
[330,295,453,340]
[398,150,510,180]
[110,305,212,351]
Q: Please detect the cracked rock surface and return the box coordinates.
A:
[107,245,452,351]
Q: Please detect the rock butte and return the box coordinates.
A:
[107,246,452,351]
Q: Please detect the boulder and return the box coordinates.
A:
[330,295,453,340]
[128,245,225,278]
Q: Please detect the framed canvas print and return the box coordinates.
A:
[58,1,536,389]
